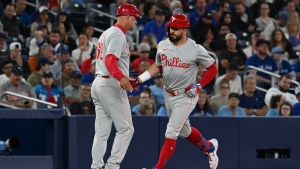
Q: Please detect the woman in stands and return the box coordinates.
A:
[266,95,284,116]
[190,90,214,116]
[138,99,157,116]
[141,33,157,60]
[286,20,300,50]
[255,3,275,32]
[269,29,294,59]
[217,11,236,34]
[52,9,78,40]
[141,1,157,25]
[279,102,293,116]
[72,33,94,67]
[31,6,52,37]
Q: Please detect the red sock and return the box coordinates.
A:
[155,138,176,169]
[186,127,212,152]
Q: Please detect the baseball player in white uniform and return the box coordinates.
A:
[131,14,219,169]
[90,4,141,169]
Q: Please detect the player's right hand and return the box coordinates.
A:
[120,77,133,93]
[129,77,139,88]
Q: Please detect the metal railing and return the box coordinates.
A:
[244,65,299,91]
[25,1,57,16]
[87,8,117,27]
[2,91,57,109]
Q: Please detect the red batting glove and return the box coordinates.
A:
[129,78,140,87]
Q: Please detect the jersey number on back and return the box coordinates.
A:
[96,42,103,60]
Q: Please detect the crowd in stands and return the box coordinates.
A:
[1,0,300,116]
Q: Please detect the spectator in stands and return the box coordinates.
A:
[33,70,62,108]
[158,0,172,21]
[250,0,274,19]
[0,21,3,32]
[265,75,298,107]
[279,102,293,116]
[246,39,278,92]
[217,11,236,34]
[30,6,52,37]
[170,0,183,14]
[56,58,76,87]
[266,95,284,116]
[149,74,165,109]
[243,31,263,58]
[50,44,79,81]
[142,1,158,25]
[52,9,78,40]
[1,3,21,37]
[271,47,293,76]
[81,59,95,85]
[131,90,151,115]
[28,25,50,71]
[58,23,77,53]
[0,59,23,85]
[218,92,246,116]
[72,33,93,67]
[0,32,9,60]
[269,29,293,59]
[64,70,82,106]
[282,0,296,14]
[190,90,214,116]
[214,64,243,95]
[8,42,30,79]
[233,2,257,38]
[138,99,156,116]
[263,11,289,41]
[30,0,55,24]
[188,0,207,28]
[80,45,95,74]
[239,74,268,116]
[213,1,230,23]
[209,23,230,51]
[27,57,53,87]
[191,11,215,45]
[255,3,275,32]
[128,70,145,106]
[109,0,128,17]
[289,10,299,24]
[0,65,36,108]
[211,78,230,114]
[70,83,95,115]
[132,43,155,73]
[141,33,158,60]
[218,33,247,75]
[15,0,31,28]
[292,87,300,115]
[77,22,98,47]
[286,20,300,49]
[142,9,167,43]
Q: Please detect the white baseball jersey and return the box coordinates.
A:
[156,38,214,90]
[95,26,130,77]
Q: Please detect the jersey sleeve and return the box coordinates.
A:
[196,45,214,68]
[156,43,163,66]
[106,35,125,59]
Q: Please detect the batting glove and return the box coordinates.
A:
[129,78,140,87]
[185,83,202,98]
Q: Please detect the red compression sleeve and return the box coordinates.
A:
[199,63,218,87]
[158,66,163,74]
[105,54,126,81]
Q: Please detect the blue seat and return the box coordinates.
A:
[238,39,249,49]
[63,2,86,13]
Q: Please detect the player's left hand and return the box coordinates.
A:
[185,83,202,98]
[120,77,133,92]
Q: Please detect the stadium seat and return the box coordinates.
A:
[86,3,111,31]
[238,39,249,49]
[86,2,108,12]
[63,1,86,13]
[289,58,298,66]
[236,31,249,40]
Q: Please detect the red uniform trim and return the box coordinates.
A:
[113,24,127,34]
[199,63,217,87]
[105,54,126,81]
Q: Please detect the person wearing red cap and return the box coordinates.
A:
[91,4,141,169]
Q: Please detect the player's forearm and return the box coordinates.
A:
[137,63,160,83]
[105,54,125,80]
[198,63,217,87]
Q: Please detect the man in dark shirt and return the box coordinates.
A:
[8,42,30,79]
[0,32,9,60]
[1,3,21,37]
[218,33,247,76]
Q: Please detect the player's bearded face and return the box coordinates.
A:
[169,29,183,42]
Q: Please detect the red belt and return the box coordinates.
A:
[165,88,179,96]
[102,76,110,79]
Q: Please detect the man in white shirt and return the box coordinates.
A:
[214,64,243,95]
[265,75,298,107]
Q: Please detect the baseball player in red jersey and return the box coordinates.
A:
[90,4,141,169]
[131,14,219,169]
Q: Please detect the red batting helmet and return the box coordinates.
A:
[117,4,142,19]
[166,14,190,29]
